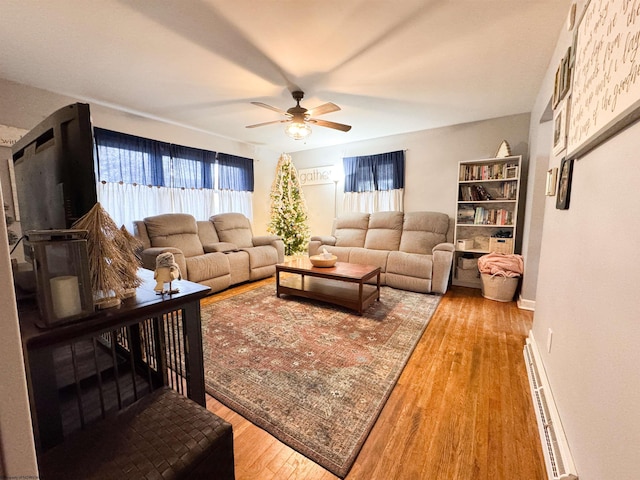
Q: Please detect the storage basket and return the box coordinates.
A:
[456,239,474,250]
[474,236,490,251]
[489,237,514,254]
[458,257,478,269]
[480,273,519,302]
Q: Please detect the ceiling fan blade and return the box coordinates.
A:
[306,102,341,117]
[250,101,290,116]
[309,118,352,132]
[245,119,289,129]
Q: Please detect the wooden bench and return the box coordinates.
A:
[39,388,235,480]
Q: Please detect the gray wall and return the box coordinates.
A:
[290,114,531,242]
[528,2,640,478]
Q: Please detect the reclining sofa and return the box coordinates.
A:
[134,213,284,293]
[308,211,454,294]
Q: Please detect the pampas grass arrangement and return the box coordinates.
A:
[72,203,140,308]
[117,225,143,297]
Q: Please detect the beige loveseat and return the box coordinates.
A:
[308,211,455,294]
[134,213,284,293]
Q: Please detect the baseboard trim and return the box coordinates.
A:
[517,295,535,311]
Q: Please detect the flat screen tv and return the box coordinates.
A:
[11,103,97,260]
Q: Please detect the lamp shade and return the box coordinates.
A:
[285,122,312,140]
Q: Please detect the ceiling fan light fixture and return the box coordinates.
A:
[285,121,312,140]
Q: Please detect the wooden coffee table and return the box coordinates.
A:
[276,259,381,314]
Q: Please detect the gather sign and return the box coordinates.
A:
[297,165,336,186]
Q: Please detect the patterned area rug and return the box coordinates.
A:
[201,284,441,478]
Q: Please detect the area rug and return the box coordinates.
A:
[201,284,441,478]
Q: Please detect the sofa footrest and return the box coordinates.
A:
[40,388,235,480]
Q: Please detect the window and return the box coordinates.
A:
[93,128,254,231]
[342,150,405,213]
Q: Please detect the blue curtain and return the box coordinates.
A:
[343,150,405,192]
[169,144,216,189]
[93,128,253,191]
[94,127,167,185]
[217,153,254,191]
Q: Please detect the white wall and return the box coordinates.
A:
[0,181,38,477]
[291,114,531,238]
[519,115,552,307]
[528,2,640,478]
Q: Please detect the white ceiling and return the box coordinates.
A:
[0,0,571,152]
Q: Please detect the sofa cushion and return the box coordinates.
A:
[334,212,370,247]
[364,211,403,251]
[210,213,254,248]
[349,247,390,272]
[197,220,220,244]
[398,211,449,254]
[185,252,230,284]
[144,214,204,258]
[387,251,433,279]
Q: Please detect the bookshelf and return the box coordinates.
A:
[453,155,523,288]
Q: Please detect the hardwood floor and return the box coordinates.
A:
[202,280,547,480]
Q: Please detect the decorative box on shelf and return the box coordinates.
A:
[489,237,514,254]
[456,239,474,250]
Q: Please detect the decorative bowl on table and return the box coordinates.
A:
[309,254,337,267]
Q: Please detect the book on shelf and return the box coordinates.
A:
[459,161,519,181]
[457,205,476,224]
[459,184,493,201]
[457,206,513,226]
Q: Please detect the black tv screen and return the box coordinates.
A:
[11,103,97,258]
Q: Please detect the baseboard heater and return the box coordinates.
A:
[523,332,578,480]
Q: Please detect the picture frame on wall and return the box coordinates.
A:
[546,167,558,196]
[553,98,568,155]
[552,46,572,108]
[556,158,574,210]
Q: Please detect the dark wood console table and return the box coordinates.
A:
[18,268,211,452]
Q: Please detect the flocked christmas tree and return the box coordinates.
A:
[268,153,310,256]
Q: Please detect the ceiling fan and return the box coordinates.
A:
[246,90,352,140]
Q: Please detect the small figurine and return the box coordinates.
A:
[154,252,182,295]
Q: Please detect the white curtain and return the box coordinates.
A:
[97,182,253,233]
[343,188,404,213]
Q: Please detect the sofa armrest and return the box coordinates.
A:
[308,236,336,256]
[133,221,151,250]
[252,235,285,263]
[432,242,455,253]
[431,243,454,294]
[140,247,187,280]
[310,235,336,245]
[252,234,279,246]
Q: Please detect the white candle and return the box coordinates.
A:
[50,275,82,319]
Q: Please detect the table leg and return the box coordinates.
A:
[182,301,206,407]
[27,347,63,451]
